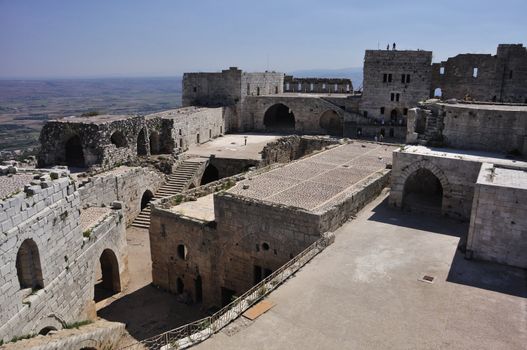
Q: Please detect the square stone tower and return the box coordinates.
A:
[361,49,432,124]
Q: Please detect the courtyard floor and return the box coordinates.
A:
[195,191,527,350]
[186,133,279,160]
[95,226,207,345]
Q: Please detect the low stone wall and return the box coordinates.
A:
[78,166,165,226]
[0,171,127,342]
[2,320,125,350]
[260,135,339,166]
[467,163,527,268]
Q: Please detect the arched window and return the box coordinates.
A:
[110,131,127,148]
[16,239,44,290]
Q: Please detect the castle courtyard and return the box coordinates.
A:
[195,192,527,350]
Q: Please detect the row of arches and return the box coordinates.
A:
[263,103,343,136]
[62,128,167,168]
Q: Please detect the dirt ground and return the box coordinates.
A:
[96,226,207,346]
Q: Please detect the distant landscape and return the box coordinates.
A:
[0,69,363,153]
[0,77,183,151]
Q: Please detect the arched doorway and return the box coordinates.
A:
[319,110,343,136]
[16,239,44,290]
[263,103,295,131]
[94,249,121,302]
[403,168,443,214]
[141,190,154,210]
[65,135,85,167]
[150,131,161,154]
[200,164,219,185]
[110,131,127,148]
[137,129,148,156]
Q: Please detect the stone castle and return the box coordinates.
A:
[0,43,526,349]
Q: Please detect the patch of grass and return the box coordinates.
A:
[64,320,92,329]
[10,333,36,343]
[82,229,92,238]
[80,111,100,117]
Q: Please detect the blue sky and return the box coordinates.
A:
[0,0,526,78]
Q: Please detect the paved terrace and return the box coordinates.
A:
[186,134,279,160]
[229,142,397,211]
[0,173,35,200]
[195,193,527,350]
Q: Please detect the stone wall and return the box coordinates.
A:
[431,44,527,103]
[3,320,125,350]
[409,102,527,155]
[361,49,432,122]
[39,107,225,171]
[467,163,527,268]
[78,166,165,226]
[242,72,284,97]
[283,76,352,93]
[182,67,242,107]
[260,135,339,166]
[0,173,127,342]
[389,148,483,220]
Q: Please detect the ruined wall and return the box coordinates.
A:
[182,67,242,107]
[260,135,339,166]
[78,166,165,226]
[409,102,527,155]
[431,44,527,103]
[0,174,127,342]
[361,49,432,122]
[467,163,527,268]
[283,76,352,93]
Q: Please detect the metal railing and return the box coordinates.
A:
[120,233,333,350]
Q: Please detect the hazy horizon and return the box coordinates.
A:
[1,0,526,79]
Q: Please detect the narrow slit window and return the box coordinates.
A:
[473,67,478,78]
[439,67,445,75]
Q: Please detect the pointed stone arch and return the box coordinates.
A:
[391,160,451,215]
[319,109,343,136]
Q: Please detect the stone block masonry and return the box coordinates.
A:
[0,172,128,342]
[467,163,527,268]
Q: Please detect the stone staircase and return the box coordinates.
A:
[131,160,205,229]
[418,112,443,146]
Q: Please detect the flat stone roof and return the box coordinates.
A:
[228,142,397,211]
[80,207,112,231]
[53,114,135,124]
[399,145,527,167]
[145,106,218,119]
[478,164,527,190]
[437,102,527,112]
[186,134,279,160]
[170,194,215,222]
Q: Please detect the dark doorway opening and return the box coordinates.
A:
[254,265,263,284]
[149,131,161,154]
[403,168,443,215]
[389,128,394,137]
[65,135,85,167]
[141,190,154,210]
[38,327,57,336]
[390,109,399,123]
[264,103,295,131]
[110,131,128,148]
[194,276,203,303]
[221,287,236,306]
[137,129,148,156]
[319,110,343,136]
[94,249,121,302]
[200,164,219,185]
[176,278,184,294]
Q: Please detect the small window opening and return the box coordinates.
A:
[403,108,408,115]
[396,93,400,102]
[261,242,270,251]
[473,67,478,78]
[285,82,290,91]
[177,244,187,260]
[247,83,250,95]
[383,74,387,83]
[388,74,392,83]
[257,86,260,96]
[193,87,197,93]
[380,107,385,115]
[363,111,368,118]
[406,74,411,83]
[297,83,301,92]
[390,93,395,101]
[322,83,326,90]
[196,133,200,144]
[310,83,314,91]
[509,70,513,79]
[209,129,212,138]
[439,67,445,75]
[275,86,278,94]
[334,84,338,92]
[401,74,406,83]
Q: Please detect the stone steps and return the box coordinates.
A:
[130,159,206,229]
